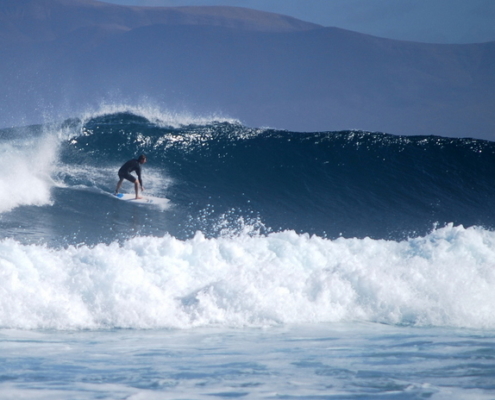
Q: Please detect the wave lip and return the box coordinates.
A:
[78,103,241,129]
[1,224,494,331]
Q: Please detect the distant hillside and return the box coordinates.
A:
[0,0,320,46]
[0,0,494,139]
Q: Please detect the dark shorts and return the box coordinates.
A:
[118,171,136,183]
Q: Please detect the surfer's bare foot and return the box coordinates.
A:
[136,196,143,200]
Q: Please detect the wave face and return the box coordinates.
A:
[63,111,495,240]
[1,109,495,330]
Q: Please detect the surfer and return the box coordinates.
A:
[115,154,147,199]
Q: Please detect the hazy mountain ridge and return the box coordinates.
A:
[0,0,320,46]
[0,0,494,139]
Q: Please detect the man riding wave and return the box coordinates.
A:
[115,154,147,199]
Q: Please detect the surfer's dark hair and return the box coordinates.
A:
[138,154,146,162]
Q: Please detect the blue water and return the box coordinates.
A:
[1,324,494,399]
[1,106,495,398]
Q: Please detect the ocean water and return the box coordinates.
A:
[1,107,495,399]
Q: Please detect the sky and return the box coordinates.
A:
[102,0,495,44]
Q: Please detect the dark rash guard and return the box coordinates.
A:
[118,159,143,186]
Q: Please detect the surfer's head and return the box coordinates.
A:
[138,154,147,164]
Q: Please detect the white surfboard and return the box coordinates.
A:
[113,193,169,209]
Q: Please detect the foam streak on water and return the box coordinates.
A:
[1,224,494,331]
[1,324,494,400]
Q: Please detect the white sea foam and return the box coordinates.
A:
[0,133,58,213]
[0,224,494,330]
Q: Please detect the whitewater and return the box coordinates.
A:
[2,225,495,331]
[1,107,495,399]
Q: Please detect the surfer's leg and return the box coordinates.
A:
[134,180,142,199]
[115,178,124,194]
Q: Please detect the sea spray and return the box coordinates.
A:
[0,132,58,212]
